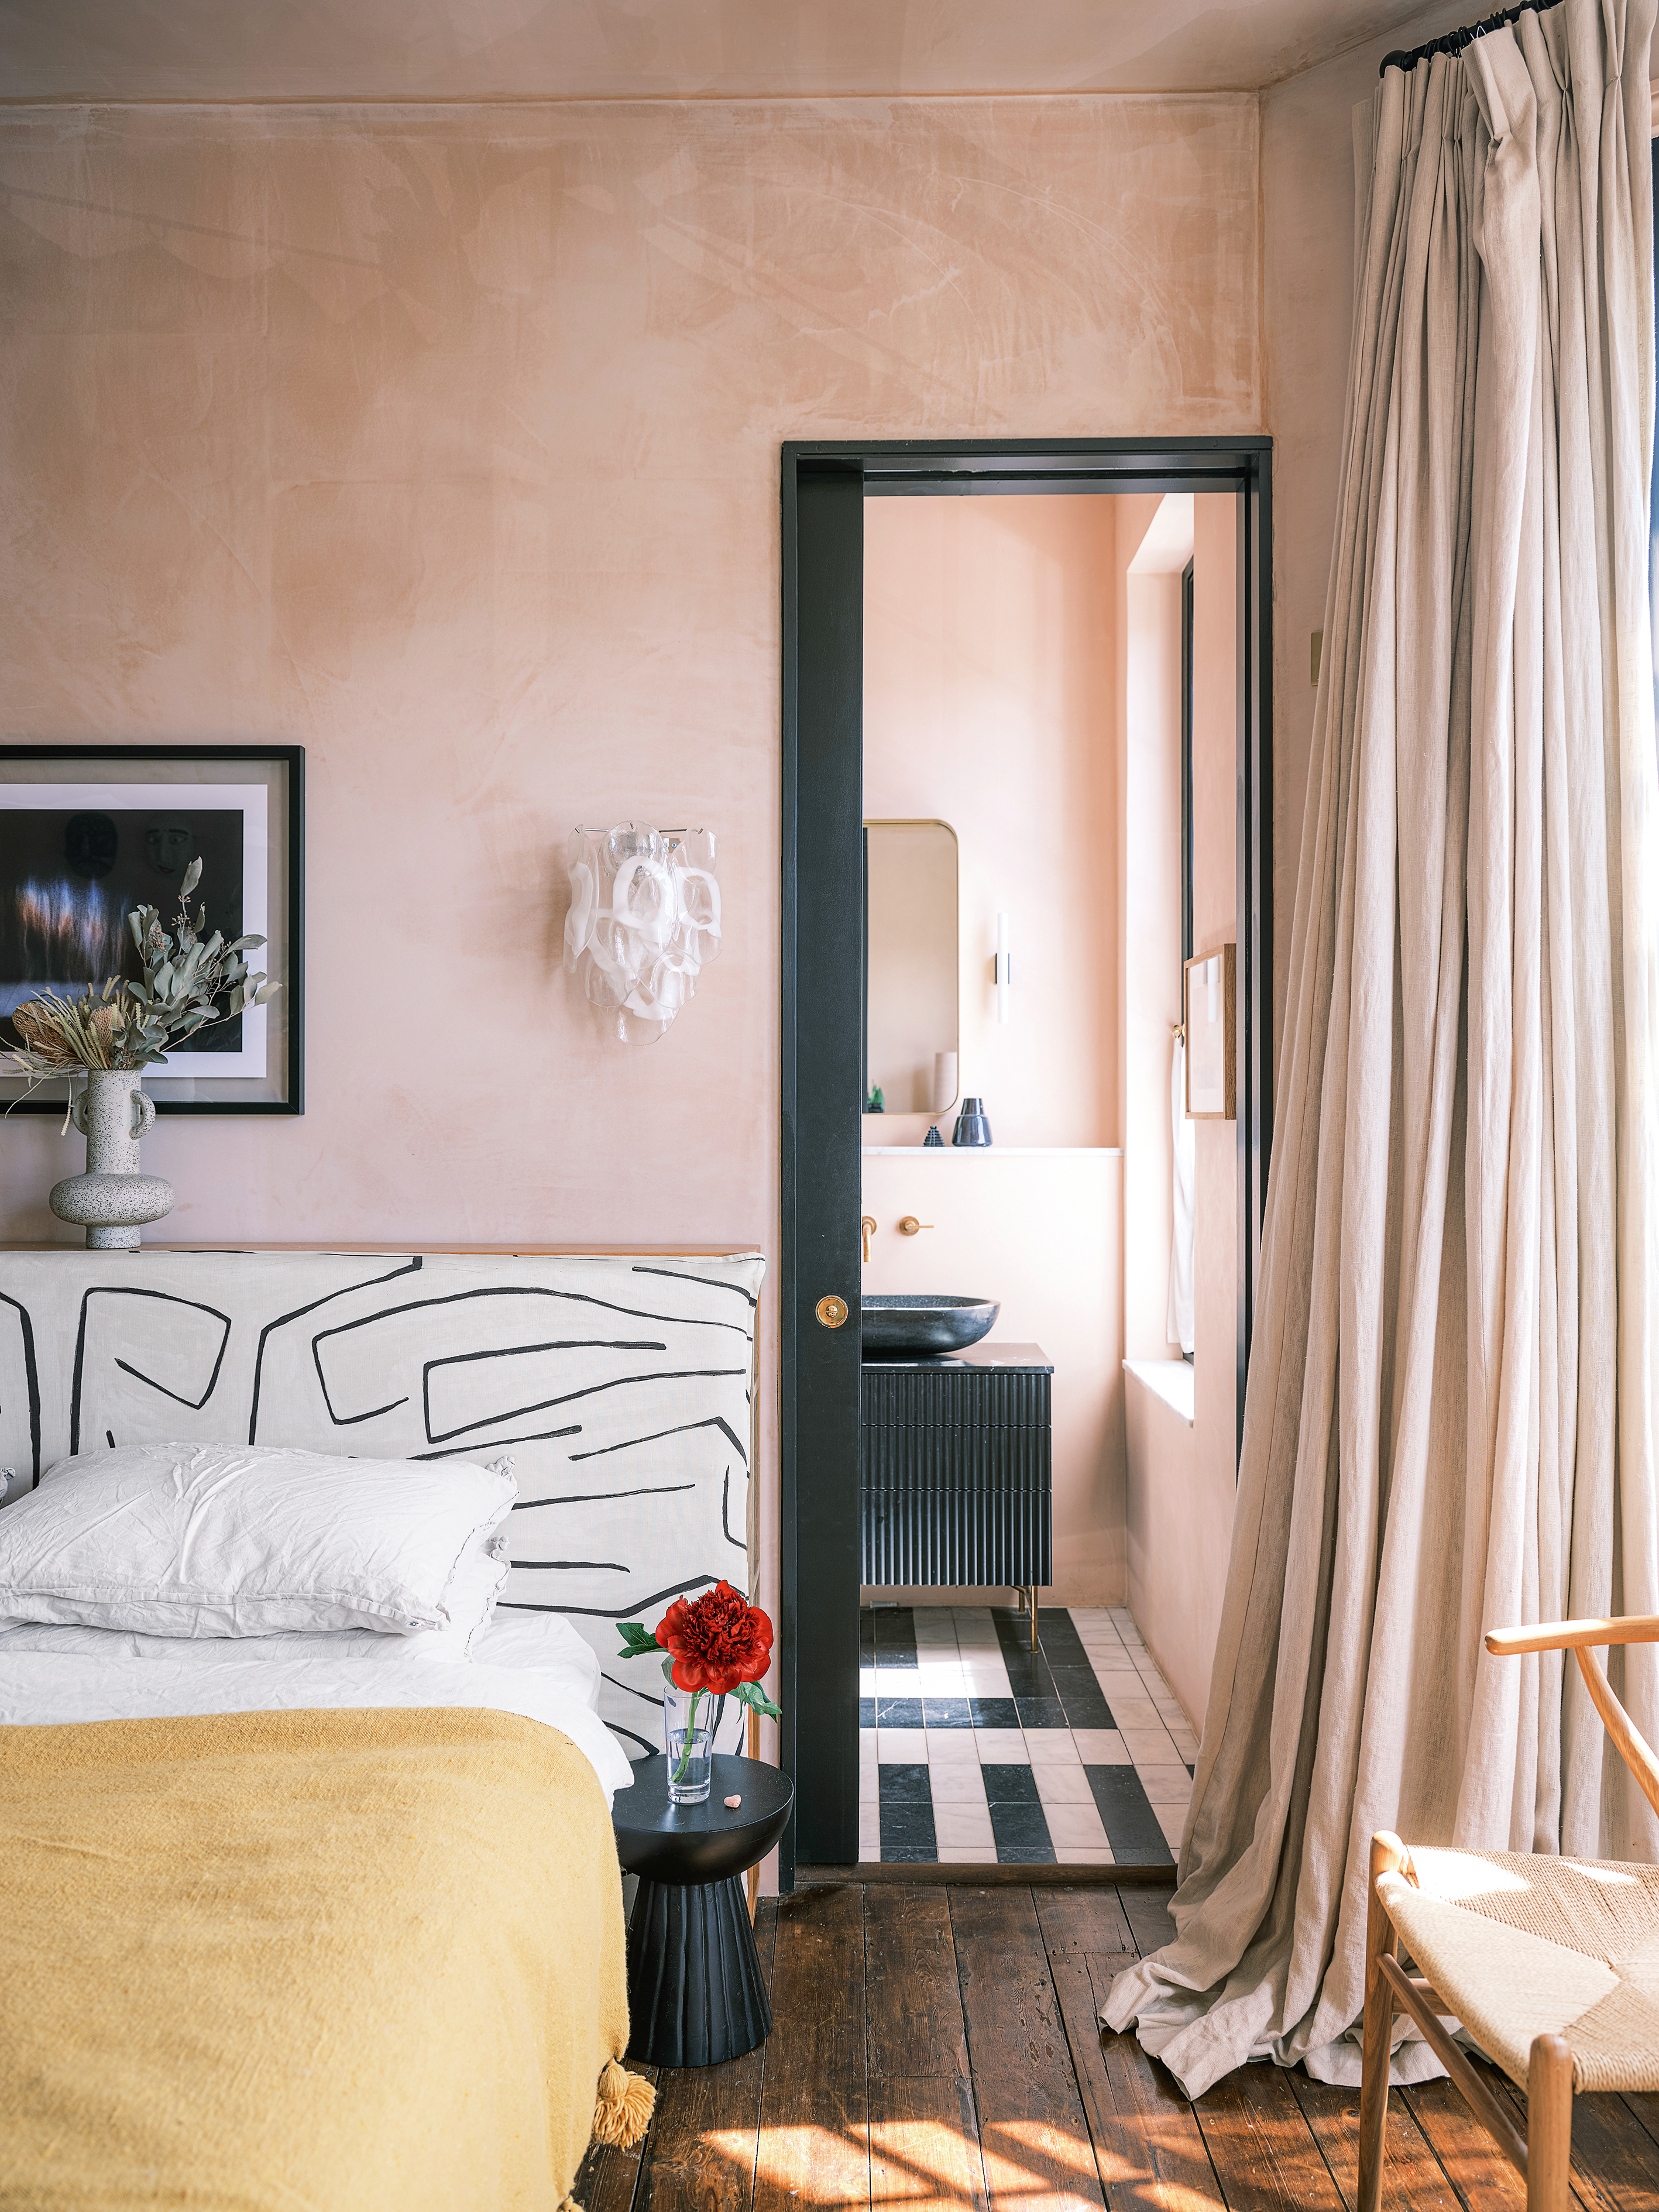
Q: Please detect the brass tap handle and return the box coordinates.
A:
[861,1215,877,1263]
[898,1216,933,1236]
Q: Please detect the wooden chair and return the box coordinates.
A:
[1358,1612,1659,2211]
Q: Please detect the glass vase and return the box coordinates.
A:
[662,1682,724,1805]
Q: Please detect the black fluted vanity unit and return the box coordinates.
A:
[860,1341,1053,1602]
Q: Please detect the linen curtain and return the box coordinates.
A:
[1107,0,1659,2096]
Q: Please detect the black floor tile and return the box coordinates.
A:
[873,1651,919,1674]
[1048,1669,1116,1729]
[989,1800,1056,1862]
[922,1697,973,1729]
[980,1763,1040,1805]
[880,1798,939,1854]
[860,1698,876,1729]
[875,1696,923,1728]
[1035,1609,1090,1663]
[1014,1695,1069,1731]
[878,1844,939,1864]
[873,1606,918,1664]
[878,1761,933,1805]
[968,1696,1021,1730]
[1001,1661,1057,1703]
[1085,1764,1174,1865]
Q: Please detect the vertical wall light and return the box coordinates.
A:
[995,912,1011,1025]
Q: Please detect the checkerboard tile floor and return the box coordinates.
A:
[858,1604,1199,1867]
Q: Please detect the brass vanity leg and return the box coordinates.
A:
[1028,1587,1038,1650]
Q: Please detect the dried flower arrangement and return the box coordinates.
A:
[4,857,275,1090]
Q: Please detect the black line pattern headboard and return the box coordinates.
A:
[0,1248,765,1760]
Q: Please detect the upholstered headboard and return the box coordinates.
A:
[0,1248,765,1758]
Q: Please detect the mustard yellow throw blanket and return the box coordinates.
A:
[0,1705,649,2210]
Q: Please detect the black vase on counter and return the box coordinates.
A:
[953,1096,992,1146]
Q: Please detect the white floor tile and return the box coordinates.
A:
[929,1763,988,1805]
[933,1805,996,1849]
[1124,1725,1186,1760]
[859,1829,882,1860]
[1136,1767,1193,1806]
[1033,1763,1097,1805]
[974,1728,1029,1764]
[924,1730,981,1767]
[1055,1846,1117,1865]
[1155,1805,1187,1847]
[1041,1799,1111,1847]
[1071,1729,1131,1765]
[938,1845,1002,1864]
[877,1728,929,1764]
[1107,1695,1163,1730]
[1024,1730,1084,1767]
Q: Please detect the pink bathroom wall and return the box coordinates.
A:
[0,92,1261,1813]
[1123,491,1238,1723]
[862,493,1119,1148]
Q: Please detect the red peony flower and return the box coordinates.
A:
[656,1582,774,1696]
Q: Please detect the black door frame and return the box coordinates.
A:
[779,436,1273,1887]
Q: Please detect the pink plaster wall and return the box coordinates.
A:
[0,94,1262,1778]
[1120,492,1238,1723]
[863,493,1118,1148]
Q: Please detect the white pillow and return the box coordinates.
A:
[0,1441,516,1639]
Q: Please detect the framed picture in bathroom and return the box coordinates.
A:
[0,744,304,1115]
[1184,942,1235,1120]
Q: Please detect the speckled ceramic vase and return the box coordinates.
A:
[49,1070,174,1251]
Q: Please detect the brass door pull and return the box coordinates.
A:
[861,1215,877,1263]
[815,1294,849,1328]
[897,1216,933,1235]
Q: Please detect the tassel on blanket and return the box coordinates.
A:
[590,2058,656,2149]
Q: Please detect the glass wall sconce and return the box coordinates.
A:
[564,823,721,1045]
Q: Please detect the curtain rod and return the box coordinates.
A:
[1379,0,1561,74]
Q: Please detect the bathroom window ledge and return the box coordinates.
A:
[1124,1358,1194,1427]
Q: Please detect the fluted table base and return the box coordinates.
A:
[625,1872,772,2069]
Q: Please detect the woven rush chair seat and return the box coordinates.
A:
[1378,1846,1659,2094]
[1358,1609,1659,2212]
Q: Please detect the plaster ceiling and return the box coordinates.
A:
[0,0,1457,102]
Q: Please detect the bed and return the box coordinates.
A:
[0,1246,764,2211]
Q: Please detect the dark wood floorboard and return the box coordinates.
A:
[952,1885,1108,2211]
[616,1883,1654,2212]
[630,1900,778,2212]
[1285,2069,1460,2211]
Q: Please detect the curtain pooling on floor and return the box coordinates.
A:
[1105,0,1659,2097]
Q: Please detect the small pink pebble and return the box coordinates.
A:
[724,1793,742,1808]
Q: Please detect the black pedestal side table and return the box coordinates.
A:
[612,1751,794,2069]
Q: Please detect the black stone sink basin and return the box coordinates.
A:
[861,1293,1000,1358]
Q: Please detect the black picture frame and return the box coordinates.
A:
[0,744,304,1116]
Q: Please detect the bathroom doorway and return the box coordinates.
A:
[778,439,1273,1887]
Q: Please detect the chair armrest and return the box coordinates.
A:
[1485,1613,1659,1656]
[1488,1616,1659,1820]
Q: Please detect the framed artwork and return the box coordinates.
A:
[0,746,303,1115]
[1184,942,1235,1120]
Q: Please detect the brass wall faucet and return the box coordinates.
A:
[861,1215,877,1263]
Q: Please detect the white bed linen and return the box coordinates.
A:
[0,1610,633,1803]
